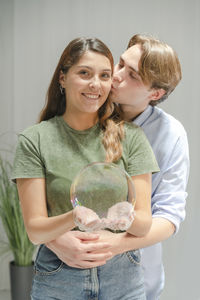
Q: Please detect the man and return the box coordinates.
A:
[46,34,189,299]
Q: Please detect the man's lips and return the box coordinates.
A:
[111,86,117,93]
[111,83,118,91]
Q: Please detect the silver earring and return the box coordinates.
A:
[60,85,65,95]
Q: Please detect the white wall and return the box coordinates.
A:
[0,0,14,291]
[0,0,199,299]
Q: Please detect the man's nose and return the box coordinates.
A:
[113,68,123,83]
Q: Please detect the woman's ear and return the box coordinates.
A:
[59,71,66,87]
[150,88,166,101]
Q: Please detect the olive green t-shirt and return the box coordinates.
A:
[12,116,159,216]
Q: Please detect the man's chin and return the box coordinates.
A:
[109,94,121,104]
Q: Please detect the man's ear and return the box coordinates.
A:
[150,88,166,101]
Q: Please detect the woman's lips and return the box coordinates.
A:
[82,93,100,100]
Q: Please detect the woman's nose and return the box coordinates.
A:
[89,76,101,90]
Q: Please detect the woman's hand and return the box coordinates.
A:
[102,202,134,231]
[73,206,102,231]
[73,202,134,232]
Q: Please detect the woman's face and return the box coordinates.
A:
[60,51,112,116]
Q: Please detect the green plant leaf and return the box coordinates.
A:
[0,155,36,266]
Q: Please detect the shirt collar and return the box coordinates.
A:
[133,105,154,126]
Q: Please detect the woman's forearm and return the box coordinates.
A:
[17,178,76,245]
[126,209,152,237]
[127,173,152,237]
[25,212,76,245]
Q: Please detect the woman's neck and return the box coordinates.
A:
[62,110,99,131]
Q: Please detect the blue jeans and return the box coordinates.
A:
[141,245,164,300]
[31,245,146,300]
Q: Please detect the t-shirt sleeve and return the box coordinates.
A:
[11,131,45,182]
[125,124,160,176]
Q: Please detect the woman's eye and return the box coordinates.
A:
[101,73,111,79]
[79,70,89,76]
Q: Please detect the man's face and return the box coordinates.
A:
[110,44,154,114]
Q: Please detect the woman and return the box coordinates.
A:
[12,37,159,299]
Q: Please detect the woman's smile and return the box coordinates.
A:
[81,92,101,100]
[60,51,112,118]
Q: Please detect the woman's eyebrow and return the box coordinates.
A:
[76,65,111,72]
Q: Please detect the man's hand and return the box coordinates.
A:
[46,230,113,269]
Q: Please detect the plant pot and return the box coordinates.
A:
[9,261,34,300]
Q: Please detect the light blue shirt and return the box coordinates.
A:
[134,105,190,300]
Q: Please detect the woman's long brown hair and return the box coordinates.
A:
[39,37,124,162]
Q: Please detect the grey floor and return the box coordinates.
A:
[0,290,11,300]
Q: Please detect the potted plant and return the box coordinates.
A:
[0,154,35,300]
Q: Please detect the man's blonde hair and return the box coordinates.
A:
[128,34,182,105]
